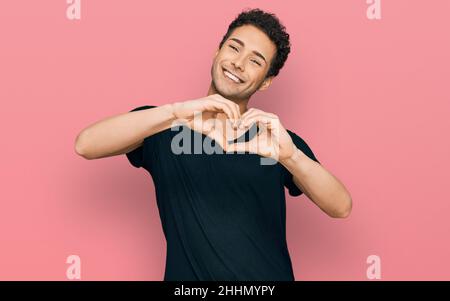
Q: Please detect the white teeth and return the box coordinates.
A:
[224,70,241,83]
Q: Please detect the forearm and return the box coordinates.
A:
[75,103,176,159]
[280,148,352,218]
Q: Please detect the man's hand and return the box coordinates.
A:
[172,98,296,162]
[224,108,296,162]
[171,94,242,128]
[203,108,296,161]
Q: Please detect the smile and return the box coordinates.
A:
[222,68,244,84]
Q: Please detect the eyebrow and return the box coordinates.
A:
[228,38,267,63]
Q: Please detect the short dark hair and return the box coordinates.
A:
[219,8,291,79]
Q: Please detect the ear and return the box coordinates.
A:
[257,76,274,91]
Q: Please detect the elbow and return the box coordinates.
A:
[331,196,352,219]
[74,130,95,160]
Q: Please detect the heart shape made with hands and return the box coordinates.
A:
[176,111,283,160]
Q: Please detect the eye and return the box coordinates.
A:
[251,59,262,66]
[228,44,261,66]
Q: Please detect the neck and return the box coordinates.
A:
[207,81,249,115]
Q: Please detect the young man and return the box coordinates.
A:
[75,8,352,281]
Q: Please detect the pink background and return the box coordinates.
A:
[1,0,449,280]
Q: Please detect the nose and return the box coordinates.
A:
[231,55,245,71]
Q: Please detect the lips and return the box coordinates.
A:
[222,67,245,84]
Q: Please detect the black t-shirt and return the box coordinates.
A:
[126,105,320,281]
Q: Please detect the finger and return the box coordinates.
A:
[201,118,216,134]
[240,112,277,129]
[240,107,258,119]
[240,114,275,130]
[214,94,241,117]
[239,108,258,126]
[253,132,278,159]
[208,99,237,124]
[227,123,267,153]
[226,133,273,157]
[213,95,241,123]
[214,99,239,126]
[205,100,234,122]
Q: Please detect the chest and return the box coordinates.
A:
[155,128,283,186]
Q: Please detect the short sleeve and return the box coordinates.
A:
[125,105,157,169]
[282,130,320,197]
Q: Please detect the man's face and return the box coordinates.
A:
[211,25,277,101]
